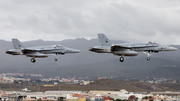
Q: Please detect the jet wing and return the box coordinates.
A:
[22,46,64,51]
[21,47,64,53]
[111,44,131,51]
[21,48,39,55]
[25,52,48,58]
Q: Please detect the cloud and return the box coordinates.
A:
[0,0,180,44]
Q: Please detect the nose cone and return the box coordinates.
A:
[169,47,177,51]
[72,49,81,53]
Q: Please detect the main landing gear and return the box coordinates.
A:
[119,57,124,62]
[30,57,36,63]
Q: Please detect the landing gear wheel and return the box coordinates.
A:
[31,58,36,63]
[147,57,150,61]
[119,57,124,62]
[54,58,58,61]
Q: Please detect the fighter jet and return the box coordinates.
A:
[89,34,177,62]
[6,38,80,63]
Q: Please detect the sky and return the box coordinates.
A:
[0,0,180,45]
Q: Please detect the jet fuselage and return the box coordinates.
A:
[90,43,177,56]
[89,34,177,62]
[6,39,80,63]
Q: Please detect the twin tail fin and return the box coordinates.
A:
[12,38,25,49]
[98,33,112,46]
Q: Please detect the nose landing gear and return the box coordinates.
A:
[147,57,150,61]
[143,51,153,61]
[54,58,58,61]
[52,53,62,62]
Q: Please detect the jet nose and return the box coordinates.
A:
[169,47,177,51]
[72,49,81,53]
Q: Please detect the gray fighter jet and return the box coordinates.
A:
[6,38,80,63]
[89,34,177,62]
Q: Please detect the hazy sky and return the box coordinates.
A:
[0,0,180,45]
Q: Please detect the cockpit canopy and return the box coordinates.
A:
[53,45,63,48]
[147,41,159,45]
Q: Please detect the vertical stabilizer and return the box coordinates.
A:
[98,33,112,46]
[12,38,25,49]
